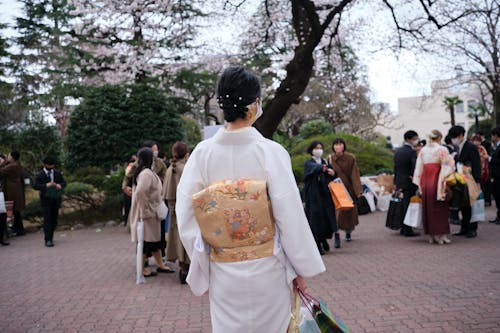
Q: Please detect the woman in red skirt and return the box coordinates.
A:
[413,130,455,244]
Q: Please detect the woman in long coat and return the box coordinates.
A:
[304,141,337,255]
[327,138,363,248]
[130,148,174,278]
[163,141,190,284]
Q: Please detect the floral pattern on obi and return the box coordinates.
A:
[192,179,275,262]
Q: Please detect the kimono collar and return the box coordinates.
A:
[212,126,264,145]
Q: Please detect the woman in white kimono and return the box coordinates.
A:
[176,67,326,332]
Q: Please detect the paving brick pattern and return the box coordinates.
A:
[1,206,500,333]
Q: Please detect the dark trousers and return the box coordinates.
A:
[493,180,500,220]
[400,187,416,235]
[11,210,24,235]
[459,204,476,232]
[123,194,132,226]
[481,181,492,204]
[42,201,60,242]
[0,213,7,242]
[160,217,166,258]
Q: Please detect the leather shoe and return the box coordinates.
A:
[157,267,175,274]
[466,231,477,238]
[489,219,499,224]
[45,240,54,247]
[143,271,157,278]
[453,231,467,236]
[0,241,10,246]
[179,271,188,285]
[404,231,420,237]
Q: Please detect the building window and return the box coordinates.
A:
[467,99,477,113]
[455,102,464,113]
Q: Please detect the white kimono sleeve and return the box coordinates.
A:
[175,148,210,296]
[266,145,326,278]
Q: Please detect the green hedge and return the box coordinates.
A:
[290,133,394,183]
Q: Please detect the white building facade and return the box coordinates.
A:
[379,78,482,147]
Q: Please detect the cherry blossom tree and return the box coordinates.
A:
[70,0,204,84]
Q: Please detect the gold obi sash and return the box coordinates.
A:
[192,179,275,263]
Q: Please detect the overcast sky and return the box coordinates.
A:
[0,0,447,113]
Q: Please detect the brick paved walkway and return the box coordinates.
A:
[1,206,500,333]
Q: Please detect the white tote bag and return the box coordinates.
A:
[136,219,146,285]
[0,192,6,213]
[403,201,423,229]
[471,195,485,223]
[363,192,376,212]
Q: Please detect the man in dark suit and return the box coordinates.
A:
[393,130,420,237]
[33,156,66,247]
[448,126,482,238]
[488,127,500,224]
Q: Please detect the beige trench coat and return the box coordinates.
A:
[129,168,163,243]
[162,160,190,264]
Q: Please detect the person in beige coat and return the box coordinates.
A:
[163,141,190,284]
[129,148,174,278]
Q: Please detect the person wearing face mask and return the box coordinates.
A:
[175,66,325,332]
[327,138,363,247]
[33,156,66,247]
[123,140,167,260]
[448,125,481,238]
[304,141,337,254]
[393,130,421,237]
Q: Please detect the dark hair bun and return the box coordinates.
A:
[216,66,261,122]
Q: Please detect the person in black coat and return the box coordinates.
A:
[304,141,337,254]
[448,126,481,238]
[33,156,66,247]
[488,127,500,224]
[393,130,420,237]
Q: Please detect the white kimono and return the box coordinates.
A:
[176,127,326,333]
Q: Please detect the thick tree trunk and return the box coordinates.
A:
[255,47,315,138]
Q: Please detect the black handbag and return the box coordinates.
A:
[356,196,371,215]
[385,190,405,230]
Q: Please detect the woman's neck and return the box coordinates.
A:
[226,118,252,131]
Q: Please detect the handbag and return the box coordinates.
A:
[288,289,322,333]
[403,196,422,228]
[298,289,349,333]
[157,200,169,220]
[356,195,370,215]
[328,179,354,211]
[0,192,6,213]
[363,192,376,212]
[471,192,485,222]
[385,190,405,230]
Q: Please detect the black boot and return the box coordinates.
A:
[334,233,341,249]
[345,233,352,242]
[321,239,330,252]
[316,240,325,255]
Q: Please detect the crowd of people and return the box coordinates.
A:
[2,65,500,332]
[391,126,500,244]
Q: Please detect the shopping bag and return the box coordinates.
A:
[298,289,349,333]
[363,192,376,212]
[328,179,354,211]
[376,194,392,211]
[471,192,485,223]
[356,195,371,215]
[0,192,5,213]
[288,290,322,333]
[157,201,169,220]
[385,192,405,230]
[403,196,422,229]
[136,219,146,285]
